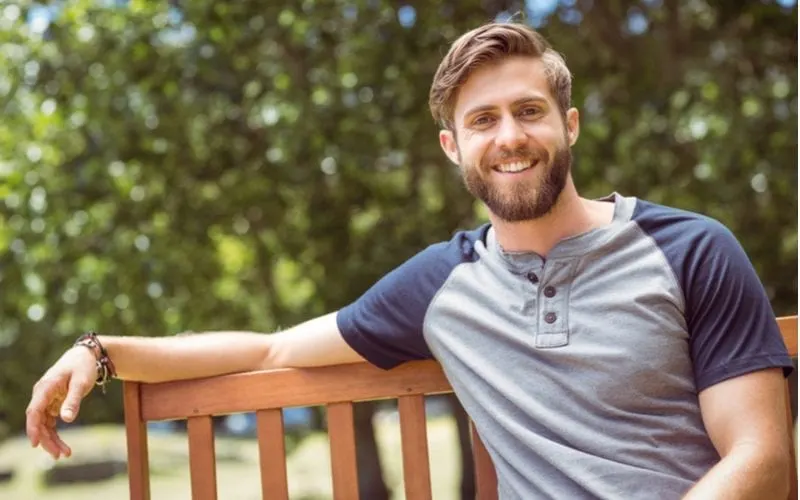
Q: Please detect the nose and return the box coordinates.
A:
[494,115,527,151]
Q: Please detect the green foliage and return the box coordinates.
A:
[0,0,796,444]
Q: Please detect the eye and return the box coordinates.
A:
[519,106,541,117]
[472,115,495,127]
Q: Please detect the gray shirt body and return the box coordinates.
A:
[337,193,792,499]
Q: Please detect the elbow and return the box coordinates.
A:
[778,458,793,498]
[766,447,794,498]
[729,442,794,497]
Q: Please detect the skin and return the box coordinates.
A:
[26,313,363,459]
[438,56,615,256]
[682,368,791,499]
[25,53,791,499]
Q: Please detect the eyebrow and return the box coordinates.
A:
[462,96,549,121]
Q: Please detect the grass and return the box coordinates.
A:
[0,414,461,499]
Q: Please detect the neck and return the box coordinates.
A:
[489,182,614,256]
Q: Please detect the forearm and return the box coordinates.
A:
[682,445,790,500]
[95,312,360,384]
[98,331,270,383]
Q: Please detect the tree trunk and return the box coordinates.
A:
[449,394,476,500]
[354,402,391,500]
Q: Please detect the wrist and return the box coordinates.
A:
[73,331,117,392]
[70,344,97,363]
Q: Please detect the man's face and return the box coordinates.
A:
[439,56,579,222]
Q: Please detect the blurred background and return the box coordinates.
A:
[0,0,796,498]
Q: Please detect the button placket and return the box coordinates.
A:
[535,261,573,348]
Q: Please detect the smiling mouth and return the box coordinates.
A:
[493,159,539,174]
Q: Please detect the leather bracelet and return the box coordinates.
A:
[74,331,117,393]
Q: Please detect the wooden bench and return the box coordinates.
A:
[122,316,798,500]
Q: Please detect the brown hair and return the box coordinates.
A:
[429,22,573,130]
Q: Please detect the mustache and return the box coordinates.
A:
[484,147,549,166]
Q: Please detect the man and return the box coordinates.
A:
[26,22,793,499]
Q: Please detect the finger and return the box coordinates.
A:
[38,425,61,459]
[40,415,58,458]
[48,428,71,459]
[60,372,92,423]
[26,413,42,448]
[26,396,53,448]
[46,414,72,458]
[58,439,72,458]
[58,440,72,458]
[27,379,64,448]
[28,377,60,413]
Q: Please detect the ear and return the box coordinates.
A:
[439,129,461,166]
[565,108,580,146]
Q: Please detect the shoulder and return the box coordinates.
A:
[631,199,746,274]
[405,224,487,273]
[632,198,736,246]
[366,224,487,302]
[335,224,489,369]
[348,223,488,301]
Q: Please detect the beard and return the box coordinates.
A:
[459,144,572,222]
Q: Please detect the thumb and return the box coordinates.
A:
[60,375,90,423]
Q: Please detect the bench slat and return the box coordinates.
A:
[327,402,359,500]
[187,416,218,500]
[779,316,798,500]
[123,382,151,500]
[256,409,289,500]
[140,360,450,421]
[398,395,432,500]
[472,423,498,500]
[778,316,797,356]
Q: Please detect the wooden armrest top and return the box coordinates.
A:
[130,359,452,421]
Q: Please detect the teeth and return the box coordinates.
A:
[496,161,532,173]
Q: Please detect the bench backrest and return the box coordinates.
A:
[122,316,798,500]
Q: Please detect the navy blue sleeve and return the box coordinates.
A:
[634,201,793,391]
[336,230,481,370]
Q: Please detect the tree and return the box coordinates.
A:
[1,0,795,497]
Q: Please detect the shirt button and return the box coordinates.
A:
[544,312,557,324]
[544,286,556,298]
[526,272,539,284]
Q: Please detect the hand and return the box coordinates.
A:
[26,346,97,459]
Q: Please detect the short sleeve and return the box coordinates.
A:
[682,222,793,391]
[633,200,793,392]
[336,231,480,370]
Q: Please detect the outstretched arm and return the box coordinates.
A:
[103,312,363,382]
[25,312,364,459]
